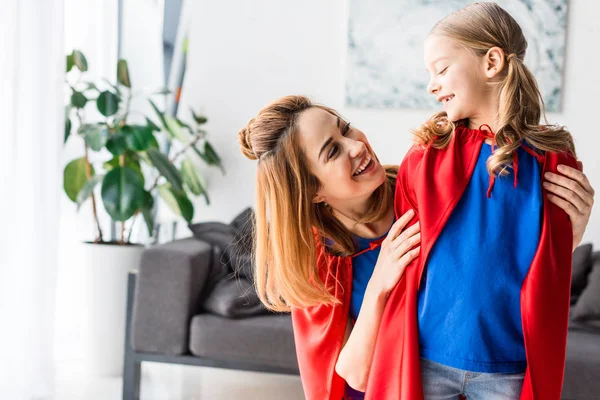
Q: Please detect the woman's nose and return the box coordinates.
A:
[349,140,367,158]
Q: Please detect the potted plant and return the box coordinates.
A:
[64,49,223,376]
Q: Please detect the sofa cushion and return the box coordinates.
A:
[571,254,600,321]
[189,313,298,371]
[188,221,236,292]
[571,243,593,304]
[562,328,600,399]
[202,276,267,318]
[228,208,255,281]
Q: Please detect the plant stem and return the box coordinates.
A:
[170,134,202,163]
[127,212,138,243]
[84,144,103,243]
[119,153,126,244]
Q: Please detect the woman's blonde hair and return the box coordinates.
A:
[238,95,397,311]
[414,2,575,176]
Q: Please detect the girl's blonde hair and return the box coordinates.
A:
[238,95,397,311]
[414,2,575,176]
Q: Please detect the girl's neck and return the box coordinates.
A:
[466,94,500,134]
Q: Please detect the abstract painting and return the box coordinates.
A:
[346,0,567,112]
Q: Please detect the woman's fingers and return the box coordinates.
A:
[543,181,588,214]
[394,221,421,245]
[557,164,595,196]
[398,246,421,267]
[393,232,421,259]
[546,169,594,208]
[547,193,583,220]
[384,210,415,244]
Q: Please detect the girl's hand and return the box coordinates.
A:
[369,210,421,296]
[544,162,595,250]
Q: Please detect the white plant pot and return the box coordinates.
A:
[82,242,144,377]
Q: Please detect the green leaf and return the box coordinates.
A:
[122,125,154,151]
[149,99,168,127]
[146,148,184,192]
[64,108,72,143]
[71,91,87,109]
[76,174,104,210]
[158,184,194,222]
[204,141,225,174]
[79,124,108,151]
[164,115,189,142]
[117,59,131,88]
[96,91,120,117]
[149,99,189,142]
[175,118,191,130]
[181,158,205,196]
[66,54,74,73]
[106,133,127,156]
[146,117,161,132]
[103,154,144,184]
[64,157,94,202]
[101,166,145,221]
[191,108,208,125]
[140,191,155,236]
[72,50,88,72]
[192,145,210,164]
[103,78,122,97]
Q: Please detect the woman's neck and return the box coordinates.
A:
[332,203,395,239]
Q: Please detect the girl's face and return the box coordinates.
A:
[424,34,496,127]
[296,107,386,209]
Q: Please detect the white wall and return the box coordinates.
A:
[180,0,599,245]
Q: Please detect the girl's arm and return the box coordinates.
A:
[334,211,421,392]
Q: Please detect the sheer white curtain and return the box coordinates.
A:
[0,0,64,399]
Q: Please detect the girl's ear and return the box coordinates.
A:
[484,46,506,79]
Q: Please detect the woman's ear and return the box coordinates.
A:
[484,46,506,79]
[313,193,326,204]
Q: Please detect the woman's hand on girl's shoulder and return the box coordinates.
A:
[543,162,595,250]
[368,210,421,296]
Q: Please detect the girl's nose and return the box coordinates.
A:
[427,78,440,94]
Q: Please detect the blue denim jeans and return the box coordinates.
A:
[420,358,525,400]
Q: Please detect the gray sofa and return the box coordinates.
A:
[122,237,299,400]
[122,236,600,400]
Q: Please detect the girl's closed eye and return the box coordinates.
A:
[438,66,449,75]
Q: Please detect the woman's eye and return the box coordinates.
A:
[438,66,449,76]
[328,145,339,159]
[343,123,351,135]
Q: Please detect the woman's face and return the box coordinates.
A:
[296,107,386,209]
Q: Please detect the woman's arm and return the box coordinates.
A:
[334,211,421,392]
[334,284,388,391]
[543,163,595,250]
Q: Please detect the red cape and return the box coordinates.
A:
[292,126,577,400]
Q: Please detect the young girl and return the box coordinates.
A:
[239,7,594,400]
[357,3,582,399]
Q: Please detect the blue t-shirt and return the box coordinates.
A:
[349,231,389,321]
[417,142,542,373]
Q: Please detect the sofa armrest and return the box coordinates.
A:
[131,237,212,355]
